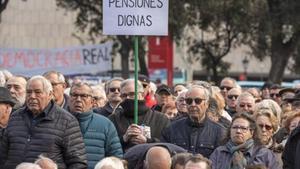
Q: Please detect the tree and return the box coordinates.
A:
[0,0,9,15]
[249,0,300,83]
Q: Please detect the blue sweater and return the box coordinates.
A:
[77,111,123,169]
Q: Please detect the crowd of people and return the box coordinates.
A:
[0,70,299,169]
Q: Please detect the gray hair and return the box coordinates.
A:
[91,85,107,100]
[120,79,144,93]
[105,77,124,93]
[237,92,255,105]
[34,155,58,169]
[221,77,240,89]
[43,70,65,83]
[70,82,93,95]
[16,163,42,169]
[27,76,53,94]
[94,157,125,169]
[187,85,210,102]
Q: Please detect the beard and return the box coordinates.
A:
[12,97,25,109]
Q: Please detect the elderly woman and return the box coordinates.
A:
[209,113,279,169]
[254,99,282,124]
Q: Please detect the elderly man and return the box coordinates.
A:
[69,82,123,169]
[109,79,170,151]
[225,87,242,117]
[219,77,239,99]
[236,92,256,115]
[5,75,27,111]
[152,84,175,112]
[91,85,107,108]
[94,78,123,117]
[161,85,225,158]
[43,71,69,110]
[0,76,87,169]
[124,143,186,169]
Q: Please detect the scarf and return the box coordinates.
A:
[226,139,254,169]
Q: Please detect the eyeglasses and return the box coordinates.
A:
[258,124,273,131]
[93,96,104,101]
[70,93,91,99]
[220,86,232,91]
[109,87,120,93]
[239,104,253,108]
[142,83,148,88]
[270,93,280,98]
[185,98,206,105]
[227,95,239,100]
[51,82,64,87]
[231,125,251,132]
[120,92,136,99]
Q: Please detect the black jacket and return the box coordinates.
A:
[124,143,187,169]
[161,117,226,158]
[109,106,170,151]
[282,125,300,169]
[0,100,87,169]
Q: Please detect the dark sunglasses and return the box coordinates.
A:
[270,93,280,98]
[120,92,136,98]
[109,87,120,93]
[258,124,273,131]
[227,95,239,100]
[185,98,205,105]
[220,86,232,91]
[239,104,253,108]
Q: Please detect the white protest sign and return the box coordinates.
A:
[103,0,169,35]
[0,42,113,76]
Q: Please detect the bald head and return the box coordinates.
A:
[144,146,171,169]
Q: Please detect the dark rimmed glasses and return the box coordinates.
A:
[185,98,206,105]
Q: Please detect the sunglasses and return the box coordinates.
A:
[231,125,251,132]
[239,104,253,108]
[120,92,136,99]
[185,98,205,105]
[227,95,239,100]
[220,86,232,91]
[270,93,280,98]
[258,124,273,131]
[109,87,120,93]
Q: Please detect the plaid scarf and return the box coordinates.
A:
[226,139,254,169]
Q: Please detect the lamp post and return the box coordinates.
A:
[242,56,249,80]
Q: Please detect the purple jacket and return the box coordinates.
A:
[209,144,280,169]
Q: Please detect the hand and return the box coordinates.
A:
[123,124,142,143]
[131,134,147,144]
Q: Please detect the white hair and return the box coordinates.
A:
[255,99,282,123]
[27,75,53,94]
[16,162,42,169]
[94,157,124,169]
[149,82,157,93]
[91,85,107,100]
[34,155,58,169]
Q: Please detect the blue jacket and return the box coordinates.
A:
[77,111,123,169]
[210,143,280,169]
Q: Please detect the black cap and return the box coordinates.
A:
[138,74,150,84]
[156,84,173,95]
[0,87,15,106]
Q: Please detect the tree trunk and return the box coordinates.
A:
[138,37,148,76]
[0,0,9,14]
[268,35,296,83]
[118,36,132,79]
